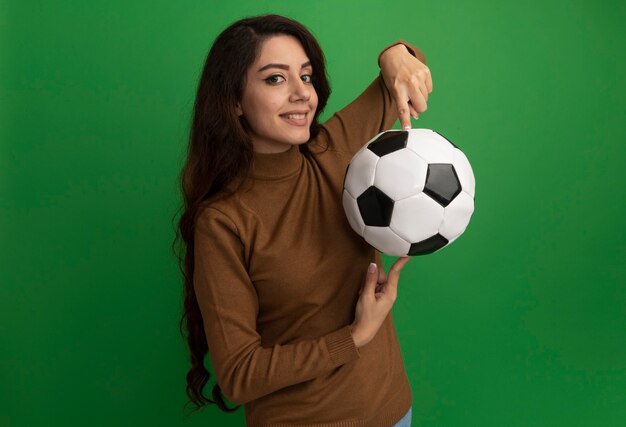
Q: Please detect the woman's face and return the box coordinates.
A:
[237,35,319,153]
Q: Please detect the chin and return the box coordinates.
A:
[288,131,311,144]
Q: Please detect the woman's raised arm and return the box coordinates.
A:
[317,40,428,156]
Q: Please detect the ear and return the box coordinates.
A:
[235,103,243,117]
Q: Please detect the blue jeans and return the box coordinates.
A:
[392,407,412,427]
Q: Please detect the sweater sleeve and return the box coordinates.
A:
[193,207,361,405]
[316,40,426,156]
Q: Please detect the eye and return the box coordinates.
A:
[265,74,285,85]
[301,74,313,84]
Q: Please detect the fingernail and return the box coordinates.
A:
[403,125,411,131]
[368,263,377,273]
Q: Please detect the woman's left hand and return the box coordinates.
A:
[379,44,433,130]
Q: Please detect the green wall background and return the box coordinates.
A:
[2,0,624,426]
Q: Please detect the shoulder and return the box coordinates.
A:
[195,196,240,235]
[195,183,259,236]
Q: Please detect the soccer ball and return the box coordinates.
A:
[342,128,475,256]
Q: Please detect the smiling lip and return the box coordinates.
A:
[280,111,309,126]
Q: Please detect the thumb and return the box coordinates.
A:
[363,263,378,296]
[387,257,411,287]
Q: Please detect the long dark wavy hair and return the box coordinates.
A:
[171,14,331,414]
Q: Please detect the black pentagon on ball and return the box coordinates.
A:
[423,164,461,207]
[408,234,449,256]
[357,186,394,226]
[367,131,408,157]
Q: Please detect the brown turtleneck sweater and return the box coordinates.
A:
[193,40,426,426]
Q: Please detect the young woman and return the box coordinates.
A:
[175,14,432,426]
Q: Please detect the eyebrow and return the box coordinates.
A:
[257,61,312,73]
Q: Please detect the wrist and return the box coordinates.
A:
[378,43,412,68]
[350,324,370,348]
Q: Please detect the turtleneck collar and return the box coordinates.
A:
[250,144,302,180]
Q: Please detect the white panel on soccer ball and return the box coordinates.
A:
[344,149,379,199]
[390,193,445,243]
[439,190,474,240]
[373,148,427,201]
[451,148,476,198]
[447,235,460,246]
[406,132,457,164]
[409,128,435,138]
[363,226,410,257]
[342,190,365,236]
[432,131,457,150]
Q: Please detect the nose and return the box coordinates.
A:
[289,77,311,102]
